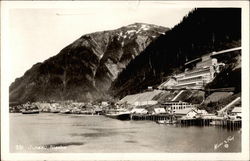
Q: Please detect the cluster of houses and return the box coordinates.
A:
[9,101,110,115]
[128,99,241,121]
[129,101,208,119]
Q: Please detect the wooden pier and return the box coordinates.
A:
[130,114,172,121]
[179,117,241,129]
[212,119,241,128]
[179,118,213,126]
[130,113,241,130]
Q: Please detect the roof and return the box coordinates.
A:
[196,109,208,114]
[163,101,192,105]
[154,108,166,114]
[232,107,241,113]
[118,90,163,105]
[131,108,148,113]
[173,108,196,115]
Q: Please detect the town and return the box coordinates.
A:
[9,47,242,129]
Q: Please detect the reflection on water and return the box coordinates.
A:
[10,113,241,153]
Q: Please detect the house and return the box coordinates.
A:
[153,108,167,114]
[174,108,206,119]
[173,108,195,118]
[148,86,153,91]
[101,101,109,107]
[94,107,103,115]
[231,106,241,118]
[196,109,208,115]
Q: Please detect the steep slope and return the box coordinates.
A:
[9,23,169,103]
[111,8,241,98]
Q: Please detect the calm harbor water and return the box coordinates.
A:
[10,113,241,153]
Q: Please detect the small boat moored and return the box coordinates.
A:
[22,110,40,114]
[156,119,177,124]
[60,109,71,114]
[105,109,131,121]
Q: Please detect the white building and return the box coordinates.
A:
[153,108,167,114]
[174,66,215,89]
[173,108,196,118]
[159,54,225,90]
[101,101,109,107]
[134,100,158,106]
[175,108,208,119]
[163,101,197,112]
[231,106,241,118]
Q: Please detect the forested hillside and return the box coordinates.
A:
[111,8,241,98]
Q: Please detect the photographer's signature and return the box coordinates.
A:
[214,129,241,151]
[214,136,234,150]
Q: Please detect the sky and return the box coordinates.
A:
[6,1,193,85]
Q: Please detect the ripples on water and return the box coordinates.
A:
[10,113,241,153]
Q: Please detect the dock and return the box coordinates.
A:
[130,114,172,121]
[179,117,241,129]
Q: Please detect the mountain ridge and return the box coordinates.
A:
[10,23,169,103]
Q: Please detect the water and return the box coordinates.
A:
[10,113,241,153]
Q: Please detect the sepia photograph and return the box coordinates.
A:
[1,1,249,160]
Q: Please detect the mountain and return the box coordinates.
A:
[9,23,169,103]
[111,8,241,98]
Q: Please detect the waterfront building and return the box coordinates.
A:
[163,101,197,112]
[174,108,208,118]
[217,97,241,116]
[118,90,162,106]
[173,108,196,118]
[195,109,208,115]
[153,108,167,114]
[231,106,241,118]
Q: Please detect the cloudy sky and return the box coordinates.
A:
[5,1,193,84]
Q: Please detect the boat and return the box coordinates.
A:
[156,120,167,124]
[105,109,131,121]
[22,110,39,114]
[60,109,71,114]
[156,119,177,124]
[51,110,60,113]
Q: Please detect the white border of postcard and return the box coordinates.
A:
[1,1,249,160]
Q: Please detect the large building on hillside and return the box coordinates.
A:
[159,53,225,89]
[159,47,241,90]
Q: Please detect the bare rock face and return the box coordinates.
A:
[9,23,169,103]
